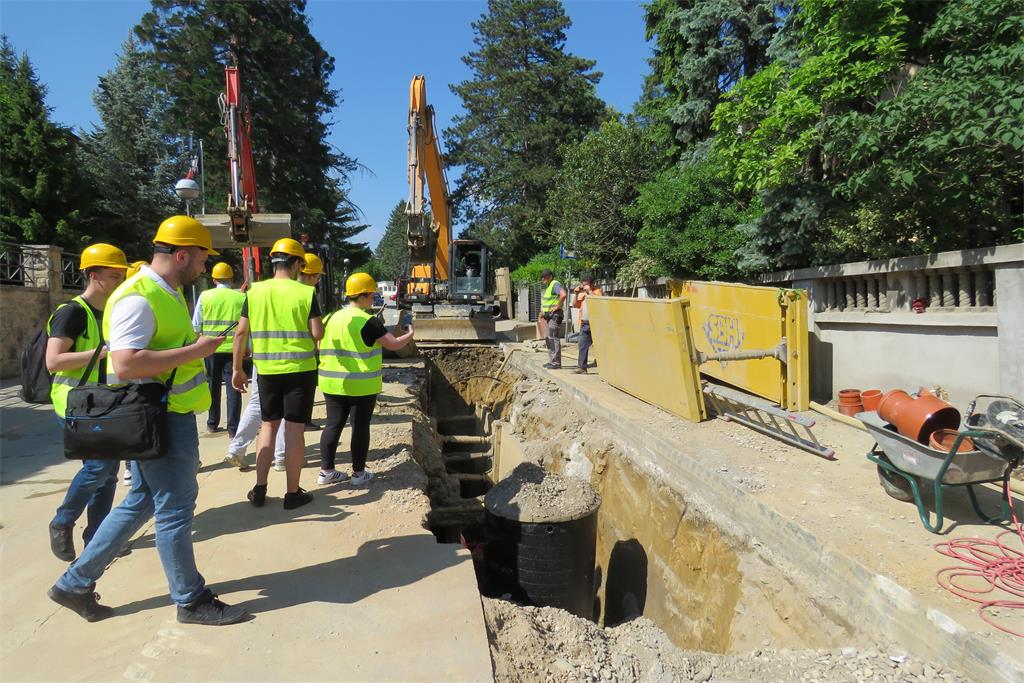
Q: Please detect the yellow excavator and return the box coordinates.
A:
[401,75,497,342]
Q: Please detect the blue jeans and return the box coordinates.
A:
[578,322,593,369]
[56,413,207,606]
[51,457,120,545]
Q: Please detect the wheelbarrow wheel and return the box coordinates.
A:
[876,455,917,502]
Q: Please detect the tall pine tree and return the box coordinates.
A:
[134,0,368,262]
[444,0,606,265]
[374,201,412,281]
[0,36,84,247]
[77,36,181,256]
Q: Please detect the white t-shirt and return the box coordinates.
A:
[107,266,185,381]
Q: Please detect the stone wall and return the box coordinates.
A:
[0,244,70,379]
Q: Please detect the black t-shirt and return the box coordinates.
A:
[239,293,322,320]
[48,299,106,380]
[360,316,388,348]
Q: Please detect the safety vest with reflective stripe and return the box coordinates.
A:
[542,280,562,312]
[318,307,383,397]
[103,272,211,414]
[198,286,245,353]
[47,296,101,417]
[246,278,316,375]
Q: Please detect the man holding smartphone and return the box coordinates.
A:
[193,263,246,437]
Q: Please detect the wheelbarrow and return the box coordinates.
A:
[859,395,1023,534]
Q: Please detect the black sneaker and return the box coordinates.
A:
[247,484,267,507]
[177,589,249,626]
[283,487,313,510]
[49,524,75,562]
[47,584,113,622]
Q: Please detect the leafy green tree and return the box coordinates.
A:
[825,0,1024,253]
[444,0,606,265]
[547,117,659,270]
[373,201,411,281]
[134,0,367,255]
[627,156,754,280]
[77,36,181,257]
[644,0,780,157]
[0,36,84,247]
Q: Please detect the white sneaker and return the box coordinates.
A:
[317,469,350,485]
[223,453,246,469]
[350,470,374,487]
[273,459,286,472]
[122,467,132,486]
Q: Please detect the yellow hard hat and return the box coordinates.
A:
[270,238,305,260]
[126,260,148,278]
[345,272,377,297]
[211,262,234,280]
[80,243,128,270]
[153,215,219,255]
[302,253,324,275]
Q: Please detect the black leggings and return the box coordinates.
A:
[320,393,378,472]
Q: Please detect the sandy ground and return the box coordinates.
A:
[0,363,492,682]
[510,340,1024,657]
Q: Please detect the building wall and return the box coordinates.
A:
[0,244,71,379]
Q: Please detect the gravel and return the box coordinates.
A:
[482,597,968,683]
[485,462,601,523]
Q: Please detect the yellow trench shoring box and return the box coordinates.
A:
[586,296,706,423]
[671,280,809,411]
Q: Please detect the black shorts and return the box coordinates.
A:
[257,370,316,423]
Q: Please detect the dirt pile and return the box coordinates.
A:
[483,598,967,683]
[485,462,600,523]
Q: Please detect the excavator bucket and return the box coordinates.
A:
[197,213,292,248]
[413,317,496,342]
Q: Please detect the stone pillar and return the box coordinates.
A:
[844,280,855,309]
[855,278,867,309]
[956,269,972,308]
[995,265,1024,398]
[941,271,955,308]
[928,273,942,309]
[975,268,991,307]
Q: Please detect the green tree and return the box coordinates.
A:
[0,36,84,247]
[547,117,659,270]
[373,201,411,281]
[77,36,181,257]
[444,0,606,265]
[644,0,780,157]
[134,0,367,256]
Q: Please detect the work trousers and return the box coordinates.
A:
[320,393,378,473]
[227,365,286,462]
[56,413,207,607]
[578,321,593,369]
[546,317,562,366]
[205,353,243,434]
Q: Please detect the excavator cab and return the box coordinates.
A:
[450,240,490,303]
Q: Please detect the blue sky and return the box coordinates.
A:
[0,0,653,250]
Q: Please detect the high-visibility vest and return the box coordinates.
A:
[198,287,245,353]
[48,296,101,417]
[247,278,316,375]
[542,280,562,312]
[318,307,383,397]
[103,272,211,414]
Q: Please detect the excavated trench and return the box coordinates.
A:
[410,346,854,655]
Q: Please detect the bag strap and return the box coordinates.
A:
[76,344,104,389]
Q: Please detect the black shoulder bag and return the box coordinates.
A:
[63,345,176,461]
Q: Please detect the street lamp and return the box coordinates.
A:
[343,258,351,280]
[174,178,201,217]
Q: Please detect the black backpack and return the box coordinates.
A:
[20,326,53,404]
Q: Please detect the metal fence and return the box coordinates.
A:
[60,251,85,289]
[0,242,49,288]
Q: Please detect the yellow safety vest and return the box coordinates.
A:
[542,280,562,312]
[103,272,211,414]
[247,278,316,375]
[199,286,245,353]
[48,295,101,417]
[318,307,383,397]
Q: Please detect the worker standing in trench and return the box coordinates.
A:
[540,268,567,370]
[223,252,324,470]
[46,243,129,562]
[192,262,247,437]
[316,273,414,486]
[48,215,248,625]
[232,238,323,509]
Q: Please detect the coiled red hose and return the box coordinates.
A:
[934,480,1024,637]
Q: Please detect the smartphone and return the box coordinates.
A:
[217,321,239,337]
